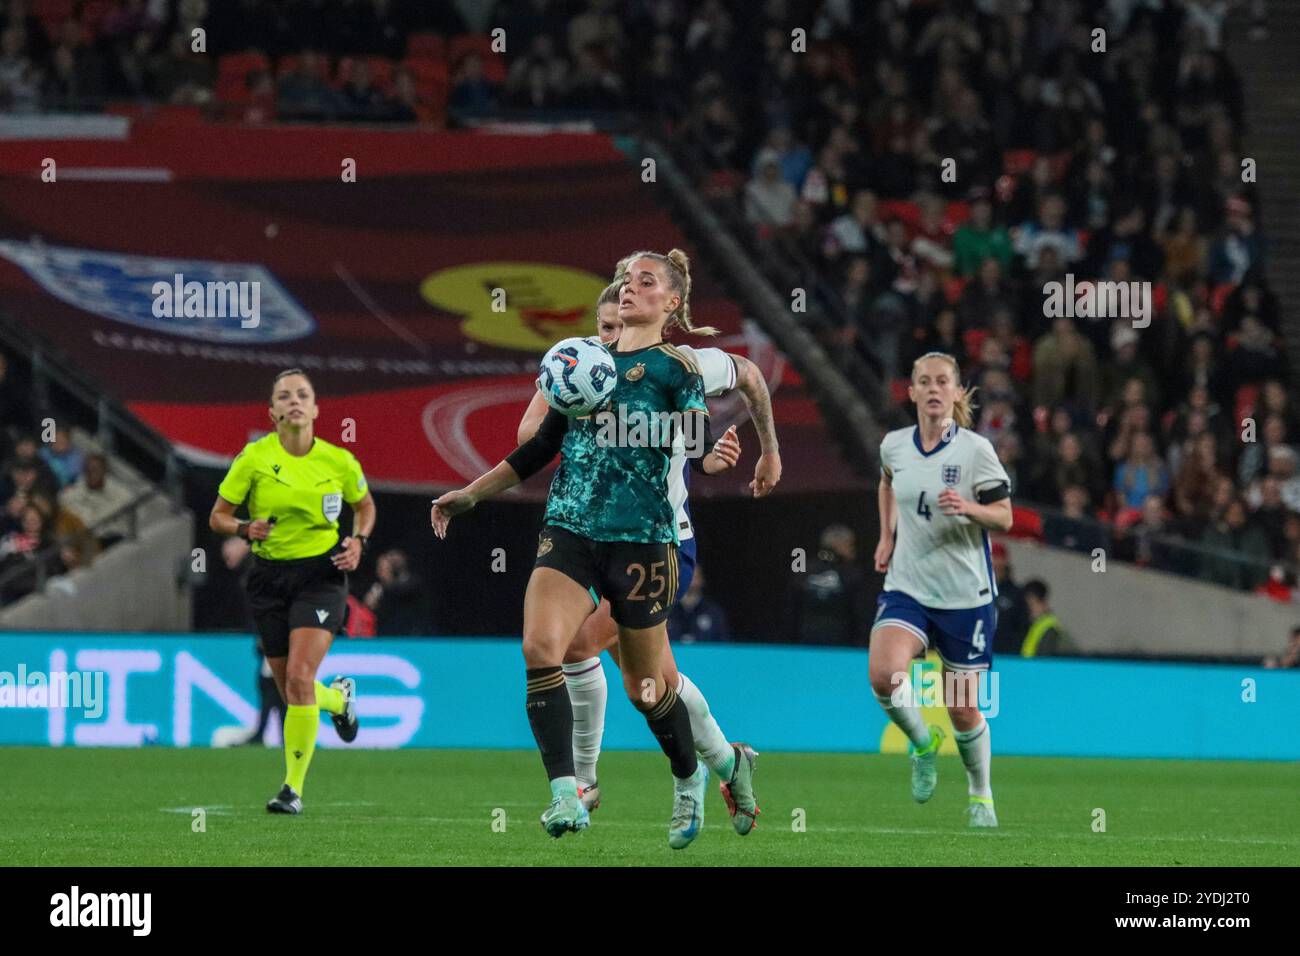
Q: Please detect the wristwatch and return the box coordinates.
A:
[355,534,370,553]
[236,520,251,539]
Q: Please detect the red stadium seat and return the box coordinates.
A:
[33,0,74,21]
[890,377,911,405]
[1003,149,1038,177]
[964,327,987,359]
[945,276,969,305]
[1009,505,1044,541]
[80,0,113,30]
[367,57,395,95]
[402,56,450,105]
[218,52,271,79]
[407,32,446,61]
[1235,384,1260,426]
[879,199,920,230]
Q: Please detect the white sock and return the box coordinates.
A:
[676,673,735,780]
[953,718,992,799]
[563,658,606,789]
[874,677,931,749]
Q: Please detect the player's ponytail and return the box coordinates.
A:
[912,351,977,429]
[613,248,719,337]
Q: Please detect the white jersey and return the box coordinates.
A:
[880,425,1010,609]
[666,344,737,542]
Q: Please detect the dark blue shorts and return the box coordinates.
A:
[674,535,697,603]
[871,590,997,671]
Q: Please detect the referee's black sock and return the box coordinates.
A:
[642,685,698,780]
[525,666,576,781]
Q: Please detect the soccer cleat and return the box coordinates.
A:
[266,784,302,815]
[330,675,359,743]
[719,742,760,835]
[540,792,590,838]
[578,782,601,812]
[911,725,945,803]
[668,764,708,850]
[968,796,998,828]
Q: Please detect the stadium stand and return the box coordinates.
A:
[0,0,1290,644]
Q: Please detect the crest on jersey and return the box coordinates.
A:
[537,535,553,557]
[321,492,342,522]
[942,464,961,486]
[625,363,645,382]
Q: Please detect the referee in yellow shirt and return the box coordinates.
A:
[210,369,377,814]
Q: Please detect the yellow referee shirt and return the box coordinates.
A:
[218,433,368,560]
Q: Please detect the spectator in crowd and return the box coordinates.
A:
[990,541,1028,656]
[1032,318,1099,414]
[744,148,797,230]
[1262,626,1300,669]
[345,593,378,637]
[277,50,338,120]
[1044,484,1108,555]
[1114,432,1170,511]
[363,549,432,635]
[59,453,136,548]
[784,524,871,646]
[39,425,84,489]
[1020,579,1071,657]
[449,52,496,114]
[953,193,1013,276]
[668,565,732,643]
[0,502,62,603]
[2,435,60,502]
[1199,497,1270,591]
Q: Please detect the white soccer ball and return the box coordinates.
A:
[538,336,618,416]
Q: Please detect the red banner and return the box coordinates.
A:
[0,122,860,494]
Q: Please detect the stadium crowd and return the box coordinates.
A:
[0,350,139,604]
[1,0,1291,626]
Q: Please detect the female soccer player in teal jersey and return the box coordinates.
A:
[515,276,778,834]
[431,250,738,849]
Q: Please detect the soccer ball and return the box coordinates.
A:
[538,336,618,416]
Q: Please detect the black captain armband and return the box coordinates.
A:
[505,408,567,481]
[976,482,1011,505]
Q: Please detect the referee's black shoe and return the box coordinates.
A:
[330,676,359,743]
[267,784,302,815]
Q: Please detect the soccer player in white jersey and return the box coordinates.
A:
[517,276,781,832]
[871,351,1012,827]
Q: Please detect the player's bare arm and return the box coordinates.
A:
[936,489,1013,532]
[730,353,781,496]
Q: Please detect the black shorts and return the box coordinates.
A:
[245,551,348,658]
[534,525,679,629]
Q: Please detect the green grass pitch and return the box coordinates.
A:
[2,747,1295,866]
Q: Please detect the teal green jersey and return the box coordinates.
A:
[543,342,708,544]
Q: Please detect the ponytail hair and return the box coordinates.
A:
[613,248,719,337]
[911,351,977,429]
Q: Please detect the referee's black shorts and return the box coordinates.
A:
[245,550,348,658]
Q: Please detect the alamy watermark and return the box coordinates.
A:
[891,662,1000,718]
[0,664,105,718]
[1043,274,1152,328]
[152,273,261,328]
[594,405,707,457]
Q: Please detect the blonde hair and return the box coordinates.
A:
[911,351,977,429]
[597,280,621,308]
[613,248,719,336]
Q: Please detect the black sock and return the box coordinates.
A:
[526,666,575,781]
[642,686,698,779]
